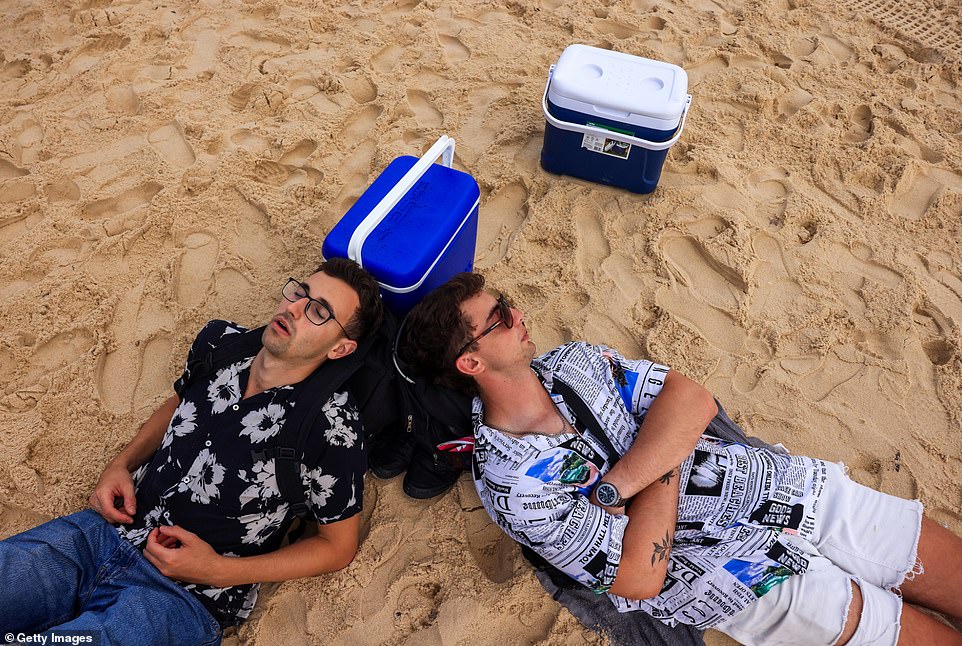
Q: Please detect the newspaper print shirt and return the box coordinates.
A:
[471,342,830,629]
[117,320,367,626]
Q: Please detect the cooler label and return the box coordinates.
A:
[582,123,631,159]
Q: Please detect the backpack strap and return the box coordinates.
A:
[552,379,621,468]
[252,332,376,520]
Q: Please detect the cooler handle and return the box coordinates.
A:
[347,135,456,265]
[541,65,691,152]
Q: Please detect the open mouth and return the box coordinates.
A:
[273,315,291,335]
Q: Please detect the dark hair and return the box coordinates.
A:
[399,272,486,395]
[314,257,384,341]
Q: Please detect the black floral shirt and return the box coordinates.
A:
[117,320,366,626]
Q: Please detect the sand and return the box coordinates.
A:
[1,0,961,643]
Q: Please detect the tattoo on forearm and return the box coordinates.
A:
[651,530,673,567]
[659,469,675,485]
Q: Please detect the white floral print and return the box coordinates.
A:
[240,504,289,545]
[239,460,280,507]
[207,361,247,413]
[322,391,358,448]
[178,448,226,503]
[301,464,338,509]
[240,404,285,443]
[161,400,198,449]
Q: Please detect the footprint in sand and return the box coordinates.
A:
[81,182,162,238]
[654,283,747,356]
[406,90,443,128]
[748,231,806,319]
[912,304,955,366]
[843,105,873,144]
[334,140,376,214]
[0,178,36,203]
[889,166,962,220]
[105,85,140,115]
[340,104,383,145]
[0,158,28,179]
[831,241,902,291]
[279,139,317,166]
[174,232,218,308]
[464,508,515,583]
[14,118,43,166]
[661,234,747,312]
[229,193,277,269]
[776,88,813,120]
[573,206,610,283]
[147,121,195,168]
[373,43,405,73]
[459,86,507,165]
[439,33,469,63]
[475,182,528,269]
[341,72,378,103]
[98,282,176,413]
[746,167,791,227]
[18,330,95,395]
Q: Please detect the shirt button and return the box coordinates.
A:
[232,404,239,411]
[205,440,212,447]
[181,476,190,483]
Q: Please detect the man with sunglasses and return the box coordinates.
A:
[399,272,962,646]
[0,258,384,645]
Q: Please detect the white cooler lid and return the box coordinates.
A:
[548,44,689,131]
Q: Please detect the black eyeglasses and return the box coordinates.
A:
[456,294,513,356]
[282,278,351,339]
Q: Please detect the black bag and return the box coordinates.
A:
[391,315,474,471]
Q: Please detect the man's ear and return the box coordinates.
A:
[327,338,358,361]
[455,353,484,378]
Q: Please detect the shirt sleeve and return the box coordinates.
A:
[506,474,628,594]
[483,446,629,594]
[596,346,671,419]
[301,390,367,524]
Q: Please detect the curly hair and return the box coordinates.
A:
[314,257,384,341]
[398,273,486,395]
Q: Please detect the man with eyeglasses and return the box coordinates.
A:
[0,258,384,645]
[399,272,962,646]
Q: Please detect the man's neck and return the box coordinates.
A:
[244,349,322,399]
[479,366,566,437]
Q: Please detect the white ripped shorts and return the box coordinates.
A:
[715,462,923,646]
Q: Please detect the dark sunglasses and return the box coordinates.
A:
[456,294,513,357]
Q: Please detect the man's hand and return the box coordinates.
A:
[89,462,137,524]
[144,525,223,586]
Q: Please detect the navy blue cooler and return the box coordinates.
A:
[541,45,692,194]
[322,136,480,315]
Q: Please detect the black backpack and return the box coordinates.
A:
[175,314,404,519]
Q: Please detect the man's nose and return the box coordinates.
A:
[512,306,524,325]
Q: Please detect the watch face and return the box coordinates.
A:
[596,482,618,506]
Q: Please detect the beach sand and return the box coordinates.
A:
[1,0,961,643]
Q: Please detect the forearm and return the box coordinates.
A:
[604,371,716,498]
[608,471,681,599]
[206,528,358,588]
[109,394,179,471]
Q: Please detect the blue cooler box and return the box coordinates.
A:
[541,45,691,194]
[322,136,480,315]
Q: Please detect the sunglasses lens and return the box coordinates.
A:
[500,296,513,329]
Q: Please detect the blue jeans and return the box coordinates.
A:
[0,510,221,645]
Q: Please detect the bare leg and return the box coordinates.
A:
[836,581,962,646]
[899,516,962,620]
[897,604,962,645]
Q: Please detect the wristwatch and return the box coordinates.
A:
[594,481,628,507]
